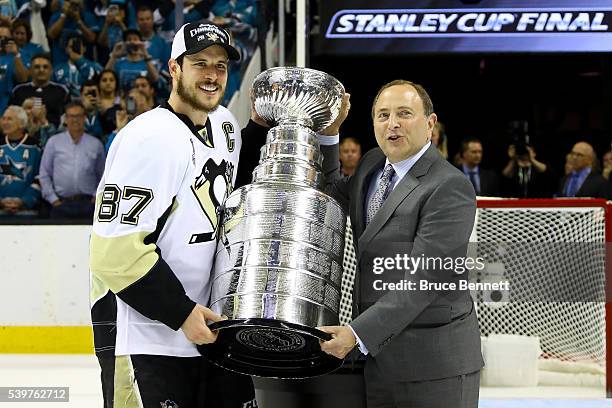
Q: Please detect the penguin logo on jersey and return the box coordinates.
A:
[189,158,234,244]
[160,400,178,408]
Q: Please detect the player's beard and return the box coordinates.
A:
[176,74,224,113]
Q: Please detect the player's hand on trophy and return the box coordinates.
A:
[319,92,350,136]
[181,304,224,345]
[318,325,356,359]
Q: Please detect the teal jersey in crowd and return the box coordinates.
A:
[0,136,42,209]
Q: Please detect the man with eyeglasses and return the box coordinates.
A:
[39,101,105,219]
[558,141,610,199]
[10,53,70,128]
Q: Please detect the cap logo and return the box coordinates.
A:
[189,25,226,42]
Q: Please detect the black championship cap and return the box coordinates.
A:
[171,21,240,61]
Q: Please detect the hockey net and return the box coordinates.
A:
[472,198,610,390]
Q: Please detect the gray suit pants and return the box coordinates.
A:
[364,357,480,408]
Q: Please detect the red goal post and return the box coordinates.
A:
[475,197,611,395]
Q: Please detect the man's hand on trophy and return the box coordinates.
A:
[318,325,356,359]
[249,87,269,128]
[319,93,351,136]
[181,304,225,345]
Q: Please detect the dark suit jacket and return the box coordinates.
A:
[326,144,484,382]
[557,170,610,199]
[479,168,500,196]
[457,165,499,196]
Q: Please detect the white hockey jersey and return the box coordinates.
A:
[90,102,241,357]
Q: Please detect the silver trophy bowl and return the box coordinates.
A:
[199,67,347,378]
[252,67,345,132]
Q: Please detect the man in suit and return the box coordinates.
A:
[558,141,610,199]
[318,80,483,408]
[459,137,499,196]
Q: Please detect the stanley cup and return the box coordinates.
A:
[198,67,347,378]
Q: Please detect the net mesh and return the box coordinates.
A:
[472,205,607,366]
[337,203,607,368]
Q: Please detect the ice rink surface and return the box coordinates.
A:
[0,355,610,407]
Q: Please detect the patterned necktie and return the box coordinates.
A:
[468,171,480,195]
[367,164,395,225]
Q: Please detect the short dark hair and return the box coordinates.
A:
[12,19,32,42]
[65,101,85,113]
[133,75,153,88]
[123,29,142,42]
[371,79,434,119]
[0,21,12,31]
[31,53,52,66]
[136,5,153,15]
[460,137,482,155]
[340,137,361,147]
[80,79,98,91]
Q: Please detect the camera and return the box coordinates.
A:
[85,89,97,98]
[126,42,138,54]
[507,120,530,158]
[126,96,136,115]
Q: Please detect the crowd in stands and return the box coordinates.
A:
[339,122,612,201]
[0,0,258,219]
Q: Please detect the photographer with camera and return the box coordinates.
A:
[0,21,28,114]
[97,0,131,58]
[104,86,152,152]
[79,79,104,140]
[47,0,98,65]
[501,142,554,198]
[105,28,159,92]
[22,97,57,148]
[53,34,103,98]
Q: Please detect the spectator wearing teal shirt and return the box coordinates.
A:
[97,0,136,57]
[53,34,103,98]
[136,5,169,74]
[11,19,44,68]
[46,0,98,65]
[0,22,29,114]
[105,29,159,92]
[0,106,42,216]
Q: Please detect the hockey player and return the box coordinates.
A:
[90,22,262,407]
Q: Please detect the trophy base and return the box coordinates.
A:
[198,318,343,379]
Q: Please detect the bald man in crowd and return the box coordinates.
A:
[558,141,610,199]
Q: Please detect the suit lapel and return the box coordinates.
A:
[353,151,386,239]
[357,145,437,251]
